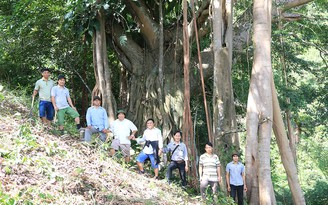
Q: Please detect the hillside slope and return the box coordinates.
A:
[0,86,200,205]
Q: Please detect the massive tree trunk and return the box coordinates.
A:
[246,0,276,203]
[106,0,212,137]
[212,0,238,193]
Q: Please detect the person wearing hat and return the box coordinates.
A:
[51,75,81,134]
[84,96,110,142]
[226,153,247,205]
[32,67,55,126]
[109,109,137,163]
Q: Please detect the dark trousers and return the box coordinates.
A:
[166,161,187,186]
[230,184,244,205]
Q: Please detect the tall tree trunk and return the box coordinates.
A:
[182,0,198,189]
[271,78,306,205]
[278,11,298,163]
[212,0,238,193]
[92,7,115,122]
[246,0,276,203]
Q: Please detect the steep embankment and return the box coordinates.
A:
[0,86,199,205]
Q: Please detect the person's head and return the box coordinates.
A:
[93,96,101,106]
[117,109,126,120]
[232,153,239,162]
[173,131,182,143]
[146,118,155,129]
[204,142,213,154]
[57,75,66,86]
[41,68,51,79]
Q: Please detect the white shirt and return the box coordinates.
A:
[137,127,163,154]
[110,119,137,144]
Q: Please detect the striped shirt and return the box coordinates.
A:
[199,153,220,182]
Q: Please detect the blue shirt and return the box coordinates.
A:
[51,86,70,109]
[164,141,188,161]
[226,161,245,186]
[86,106,109,131]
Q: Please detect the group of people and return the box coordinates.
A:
[199,142,247,204]
[33,68,247,204]
[33,68,81,135]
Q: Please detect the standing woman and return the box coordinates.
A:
[199,142,221,199]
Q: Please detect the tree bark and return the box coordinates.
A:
[182,0,198,189]
[246,0,276,203]
[92,7,115,122]
[212,0,239,193]
[271,78,306,205]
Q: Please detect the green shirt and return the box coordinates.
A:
[34,78,55,101]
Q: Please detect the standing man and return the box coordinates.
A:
[32,68,55,126]
[226,153,247,205]
[199,142,221,200]
[109,110,137,163]
[51,75,81,135]
[165,131,188,187]
[84,96,110,142]
[133,118,163,179]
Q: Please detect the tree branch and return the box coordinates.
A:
[108,21,144,75]
[124,0,159,49]
[281,0,314,12]
[188,0,211,40]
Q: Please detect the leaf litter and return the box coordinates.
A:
[0,87,200,205]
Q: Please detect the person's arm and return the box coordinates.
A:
[101,110,110,133]
[67,97,76,110]
[129,129,137,139]
[243,171,247,192]
[135,133,145,144]
[86,108,92,129]
[183,144,189,172]
[32,90,38,97]
[226,171,231,192]
[217,165,221,183]
[51,96,58,111]
[158,129,163,156]
[32,81,39,97]
[199,164,203,181]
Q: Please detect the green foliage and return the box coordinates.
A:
[0,188,16,205]
[202,190,236,205]
[305,181,328,205]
